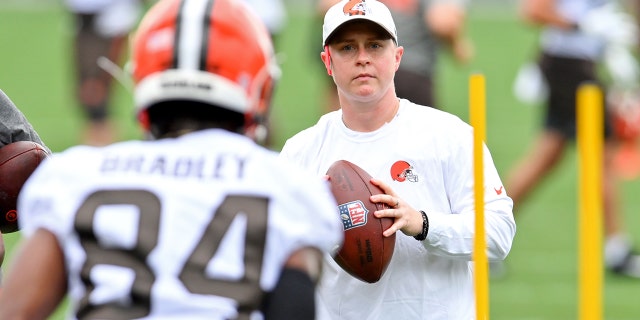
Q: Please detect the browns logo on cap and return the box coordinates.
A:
[322,0,398,46]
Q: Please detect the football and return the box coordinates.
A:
[326,160,395,283]
[0,141,49,233]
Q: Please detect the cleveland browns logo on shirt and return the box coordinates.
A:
[390,160,419,182]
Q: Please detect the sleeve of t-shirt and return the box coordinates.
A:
[0,89,51,153]
[422,121,516,261]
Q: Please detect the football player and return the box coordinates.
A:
[0,0,343,319]
[506,0,640,278]
[64,0,143,146]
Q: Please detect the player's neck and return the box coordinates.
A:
[340,95,399,132]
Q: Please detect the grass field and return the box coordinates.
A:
[1,2,640,319]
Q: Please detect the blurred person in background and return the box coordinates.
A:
[606,0,640,178]
[313,0,341,112]
[316,0,473,111]
[0,0,342,318]
[241,0,287,45]
[241,0,287,149]
[65,0,144,146]
[378,0,473,108]
[505,0,640,278]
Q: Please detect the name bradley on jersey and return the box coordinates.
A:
[99,153,247,180]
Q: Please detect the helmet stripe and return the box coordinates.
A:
[199,0,216,71]
[172,0,187,69]
[175,0,209,70]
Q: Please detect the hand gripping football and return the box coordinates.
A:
[326,160,395,283]
[0,141,49,233]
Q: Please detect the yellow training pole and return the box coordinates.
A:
[577,83,603,320]
[470,73,488,320]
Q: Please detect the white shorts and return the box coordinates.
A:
[67,0,142,37]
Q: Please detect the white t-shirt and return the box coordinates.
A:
[18,129,343,320]
[280,99,516,320]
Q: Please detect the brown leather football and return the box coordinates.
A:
[326,160,395,283]
[0,141,49,233]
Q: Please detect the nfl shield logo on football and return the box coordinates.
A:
[338,200,368,230]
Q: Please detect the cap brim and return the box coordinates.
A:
[324,18,396,46]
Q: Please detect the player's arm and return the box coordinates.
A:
[425,0,474,64]
[0,228,67,319]
[261,246,324,320]
[520,0,574,29]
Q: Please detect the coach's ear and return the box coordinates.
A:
[321,45,332,76]
[394,45,404,72]
[0,231,4,268]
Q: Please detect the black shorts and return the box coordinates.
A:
[394,68,435,108]
[74,13,127,121]
[539,53,612,140]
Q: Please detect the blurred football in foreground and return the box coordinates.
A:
[0,141,49,233]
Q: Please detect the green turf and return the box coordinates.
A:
[1,3,640,319]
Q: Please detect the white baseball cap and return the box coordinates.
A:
[322,0,398,46]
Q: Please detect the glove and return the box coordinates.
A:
[577,2,638,47]
[604,44,640,88]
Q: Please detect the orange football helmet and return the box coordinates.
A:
[131,0,279,139]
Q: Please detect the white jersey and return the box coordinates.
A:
[279,99,516,320]
[18,129,343,320]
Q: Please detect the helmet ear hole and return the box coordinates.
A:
[137,109,151,132]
